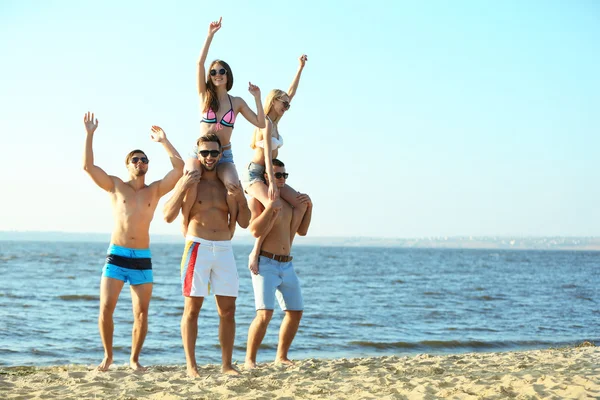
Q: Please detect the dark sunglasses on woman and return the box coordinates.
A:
[279,100,291,110]
[210,68,227,76]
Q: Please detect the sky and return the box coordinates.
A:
[0,0,598,238]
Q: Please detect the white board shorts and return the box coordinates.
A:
[180,235,239,297]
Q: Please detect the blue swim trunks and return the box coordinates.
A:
[102,244,153,285]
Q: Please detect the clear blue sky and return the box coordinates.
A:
[0,0,598,238]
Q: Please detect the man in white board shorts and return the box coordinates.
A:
[163,133,250,377]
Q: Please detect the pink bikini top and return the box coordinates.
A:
[201,95,235,130]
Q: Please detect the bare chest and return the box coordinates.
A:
[112,187,157,215]
[275,201,293,227]
[191,181,228,213]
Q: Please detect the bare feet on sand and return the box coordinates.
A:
[275,358,295,366]
[244,360,257,370]
[97,357,113,371]
[187,366,201,378]
[129,360,147,372]
[222,365,241,376]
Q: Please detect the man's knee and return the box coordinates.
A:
[218,304,236,321]
[286,310,303,322]
[255,310,274,325]
[99,302,117,318]
[133,310,148,323]
[183,299,203,319]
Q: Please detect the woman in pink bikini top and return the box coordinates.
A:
[192,16,266,195]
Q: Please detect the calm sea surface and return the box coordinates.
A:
[0,241,598,367]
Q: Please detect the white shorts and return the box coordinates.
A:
[180,236,239,297]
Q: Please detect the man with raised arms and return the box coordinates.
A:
[163,133,250,377]
[82,112,184,371]
[244,158,312,369]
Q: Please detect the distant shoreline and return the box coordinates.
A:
[0,231,599,251]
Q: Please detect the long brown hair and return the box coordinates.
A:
[203,59,234,113]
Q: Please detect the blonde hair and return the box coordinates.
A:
[250,89,288,149]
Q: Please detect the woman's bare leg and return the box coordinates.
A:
[217,162,241,194]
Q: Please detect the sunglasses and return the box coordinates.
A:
[274,172,289,179]
[210,68,227,76]
[198,150,221,158]
[279,99,291,110]
[131,157,149,164]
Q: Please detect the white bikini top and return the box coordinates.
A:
[255,134,284,149]
[256,116,284,149]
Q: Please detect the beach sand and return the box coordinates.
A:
[1,346,598,399]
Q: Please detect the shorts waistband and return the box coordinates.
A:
[247,161,265,169]
[107,244,151,259]
[186,235,232,248]
[260,250,293,263]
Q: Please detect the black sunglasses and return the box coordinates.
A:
[279,99,290,110]
[274,172,289,179]
[131,157,149,164]
[198,150,221,158]
[210,68,227,76]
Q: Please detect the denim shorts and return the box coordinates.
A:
[242,162,266,190]
[217,147,234,165]
[102,244,153,285]
[251,256,303,311]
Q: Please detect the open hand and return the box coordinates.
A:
[83,112,98,135]
[150,125,166,142]
[208,17,222,35]
[248,82,261,98]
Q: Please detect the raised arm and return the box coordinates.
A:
[261,121,278,201]
[197,17,222,97]
[149,126,184,197]
[237,83,266,128]
[163,170,200,223]
[287,54,307,103]
[82,112,115,192]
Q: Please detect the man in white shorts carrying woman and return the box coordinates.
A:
[163,133,250,377]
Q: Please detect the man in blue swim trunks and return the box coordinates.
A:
[82,112,184,371]
[244,159,312,369]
